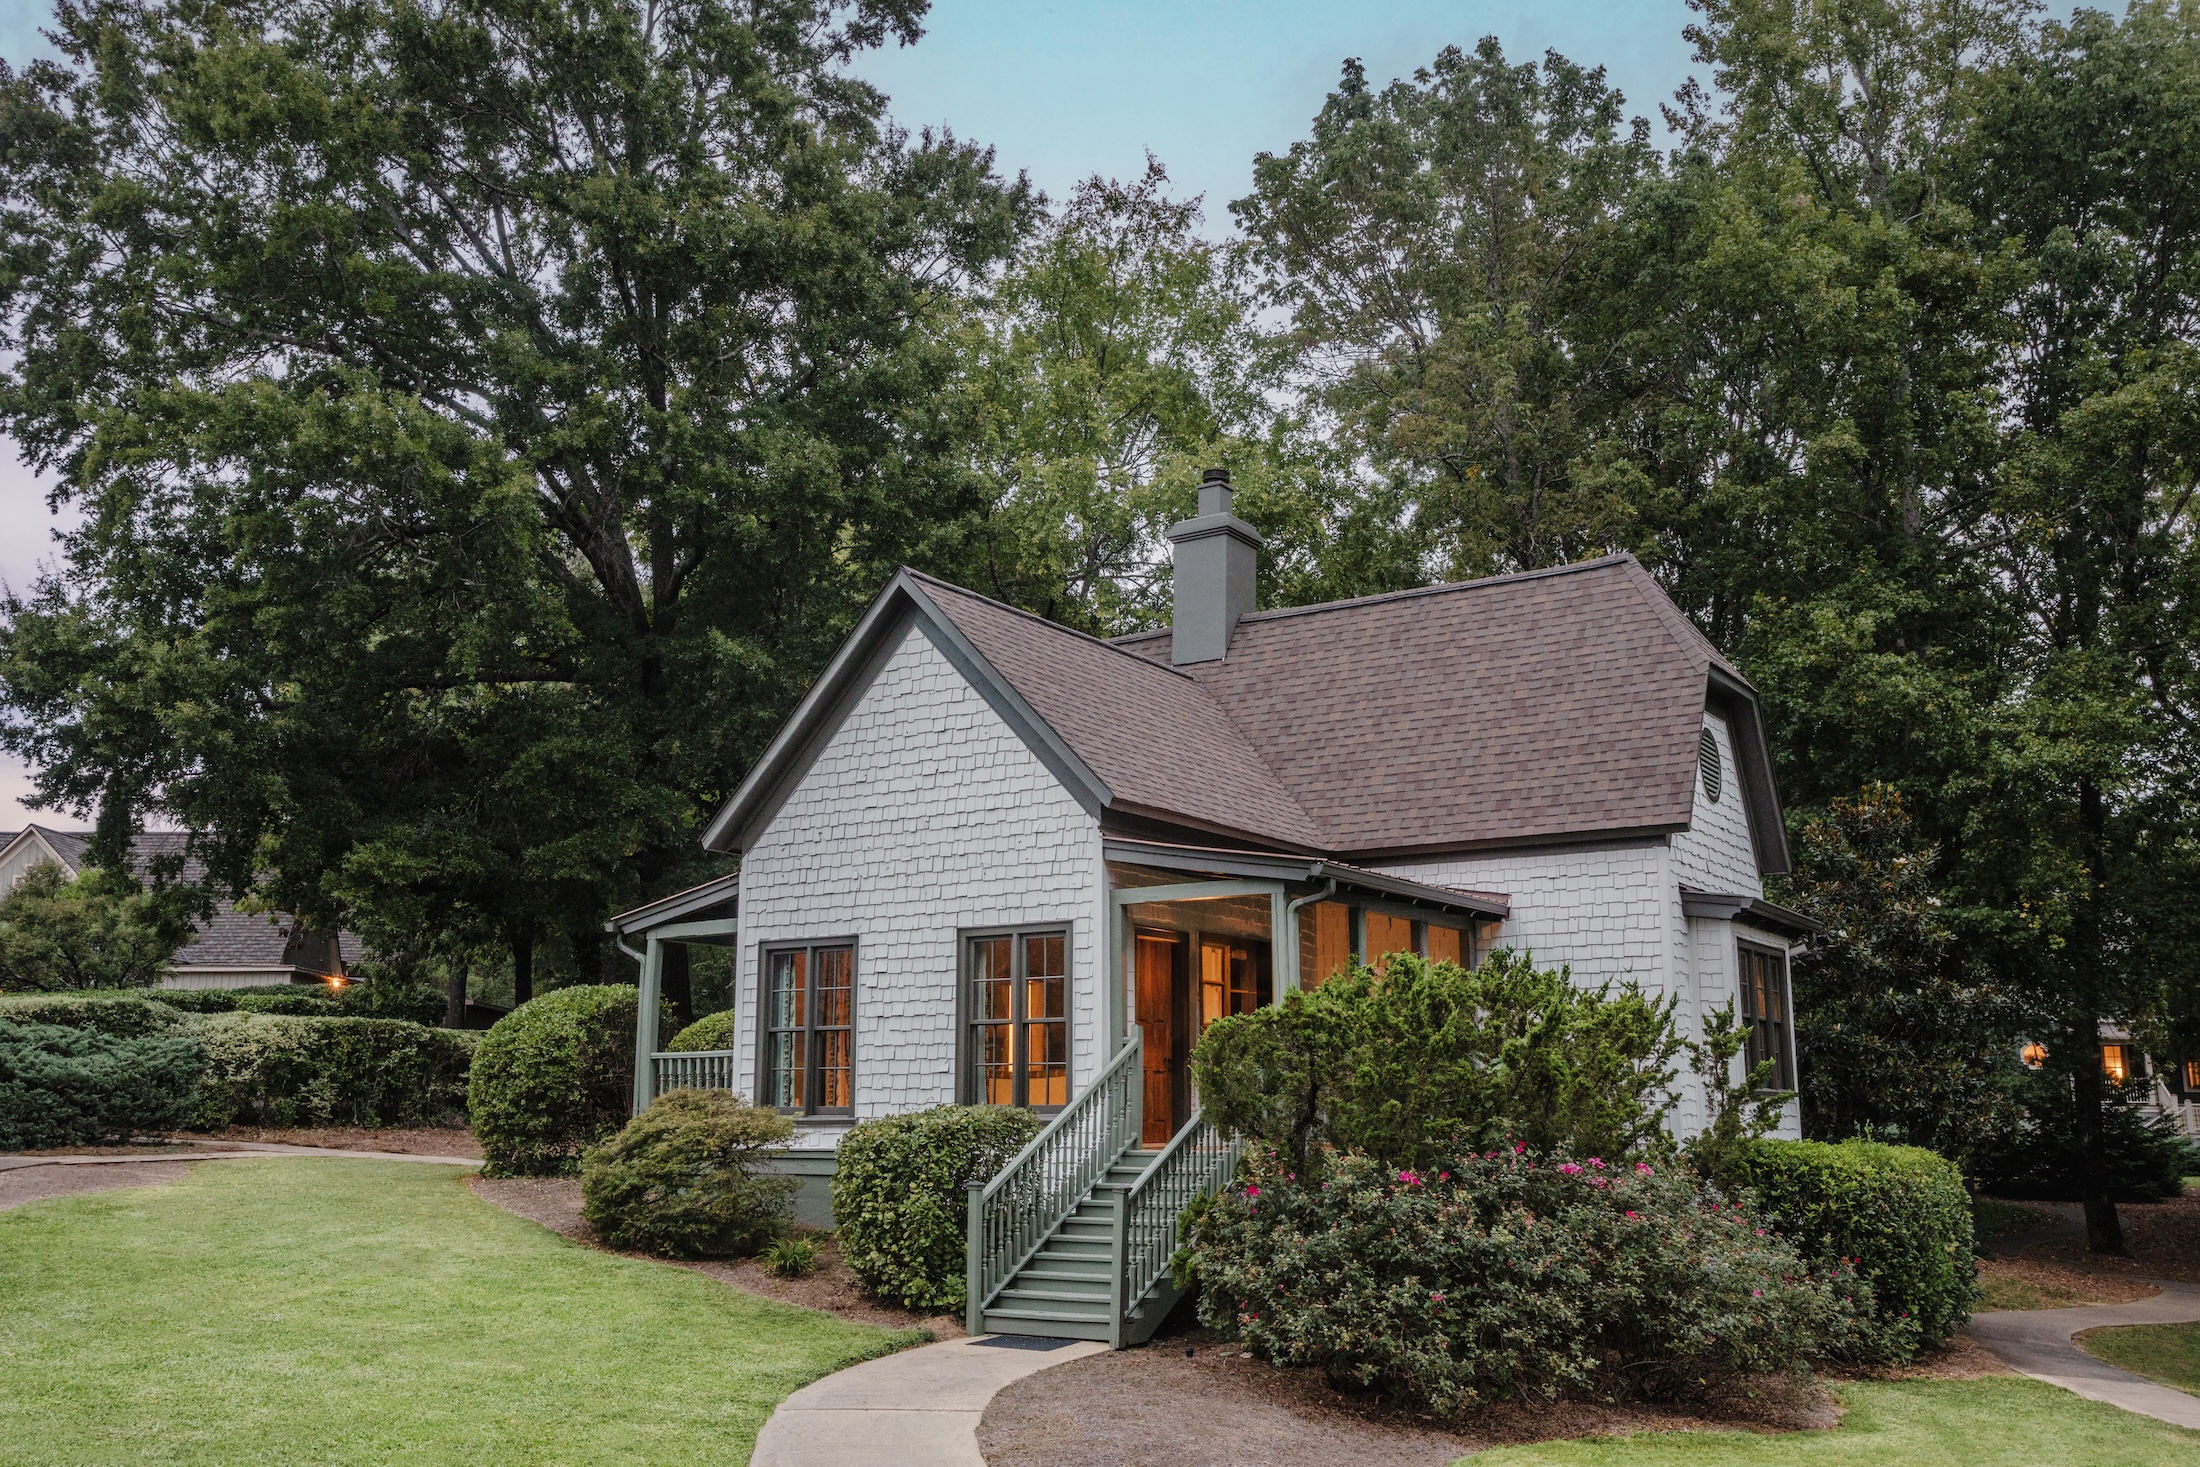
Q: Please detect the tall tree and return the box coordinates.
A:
[0,0,1031,963]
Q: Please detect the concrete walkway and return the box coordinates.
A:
[1968,1279,2200,1430]
[751,1334,1107,1467]
[0,1143,482,1171]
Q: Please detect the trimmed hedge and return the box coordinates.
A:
[0,1020,206,1147]
[189,1014,476,1129]
[1735,1138,1976,1357]
[1183,1144,1879,1411]
[469,985,646,1177]
[831,1104,1042,1310]
[581,1088,796,1257]
[665,1009,741,1053]
[0,991,191,1038]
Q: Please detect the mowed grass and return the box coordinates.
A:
[2081,1322,2200,1395]
[1466,1377,2200,1465]
[0,1158,910,1465]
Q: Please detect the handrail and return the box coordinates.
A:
[1117,1108,1239,1322]
[650,1049,740,1099]
[966,1031,1143,1333]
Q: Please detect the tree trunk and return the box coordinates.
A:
[662,942,693,1034]
[512,932,535,1007]
[2072,1045,2129,1256]
[444,963,467,1030]
[573,930,605,984]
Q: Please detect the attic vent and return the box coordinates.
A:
[1699,729,1723,804]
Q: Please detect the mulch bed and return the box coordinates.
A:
[467,1176,960,1338]
[0,1160,195,1211]
[1976,1254,2160,1310]
[978,1331,1872,1467]
[2025,1193,2200,1283]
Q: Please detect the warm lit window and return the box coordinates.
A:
[967,930,1069,1109]
[1364,911,1414,970]
[2185,1059,2200,1092]
[1426,923,1465,966]
[1201,940,1260,1029]
[1304,901,1352,991]
[1737,943,1794,1091]
[2102,1044,2134,1084]
[761,943,854,1115]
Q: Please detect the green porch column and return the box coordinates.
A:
[631,934,664,1117]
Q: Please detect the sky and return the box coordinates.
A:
[0,0,1707,826]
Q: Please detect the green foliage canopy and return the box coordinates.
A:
[0,864,191,992]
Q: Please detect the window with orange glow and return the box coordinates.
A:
[1304,901,1352,991]
[2020,1042,2048,1070]
[966,929,1069,1110]
[1426,924,1464,966]
[1364,912,1413,971]
[2101,1044,2133,1084]
[762,943,853,1115]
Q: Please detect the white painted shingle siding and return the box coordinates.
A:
[733,621,1104,1145]
[1670,714,1761,896]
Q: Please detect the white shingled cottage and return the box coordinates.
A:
[608,468,1814,1344]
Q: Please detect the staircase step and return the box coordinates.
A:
[999,1282,1112,1306]
[1018,1264,1111,1284]
[1034,1242,1111,1264]
[983,1310,1112,1342]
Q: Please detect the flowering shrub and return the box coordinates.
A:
[1735,1138,1977,1358]
[581,1088,796,1257]
[1180,1143,1879,1413]
[1190,951,1682,1172]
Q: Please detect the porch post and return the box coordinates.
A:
[1107,895,1128,1056]
[632,934,664,1117]
[1271,888,1293,1004]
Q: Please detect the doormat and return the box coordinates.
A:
[972,1334,1081,1350]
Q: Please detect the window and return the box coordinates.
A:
[1364,911,1414,970]
[1699,729,1723,803]
[2101,1044,2134,1085]
[760,943,854,1115]
[966,930,1069,1109]
[2185,1059,2200,1092]
[1200,940,1260,1029]
[1736,942,1793,1090]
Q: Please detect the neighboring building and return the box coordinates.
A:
[0,826,359,989]
[611,467,1816,1343]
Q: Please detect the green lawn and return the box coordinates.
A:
[2080,1322,2200,1394]
[1465,1377,2200,1465]
[0,1158,911,1465]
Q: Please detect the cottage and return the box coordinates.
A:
[611,468,1815,1343]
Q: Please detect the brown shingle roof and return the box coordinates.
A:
[912,577,1327,850]
[1108,555,1727,855]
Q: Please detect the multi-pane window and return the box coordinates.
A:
[2101,1044,2135,1085]
[967,930,1068,1110]
[1737,943,1794,1091]
[762,943,853,1115]
[2185,1059,2200,1092]
[1199,941,1259,1030]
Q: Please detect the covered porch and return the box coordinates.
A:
[608,873,740,1119]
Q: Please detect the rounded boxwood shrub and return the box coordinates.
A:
[1734,1137,1976,1358]
[0,991,190,1038]
[831,1104,1043,1310]
[0,1020,207,1147]
[665,1008,741,1053]
[188,1013,476,1129]
[469,985,645,1177]
[1182,1144,1878,1413]
[580,1088,797,1257]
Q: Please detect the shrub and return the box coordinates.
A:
[334,980,448,1027]
[1972,1070,2197,1203]
[140,989,248,1014]
[580,1088,796,1257]
[666,1008,742,1053]
[1191,951,1682,1172]
[1735,1138,1977,1357]
[233,988,342,1016]
[832,1104,1043,1310]
[469,985,646,1177]
[0,1020,207,1147]
[189,1014,476,1129]
[762,1234,820,1279]
[0,990,191,1038]
[1181,1144,1877,1413]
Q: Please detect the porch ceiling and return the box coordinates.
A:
[1103,836,1509,922]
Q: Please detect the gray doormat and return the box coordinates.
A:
[973,1334,1081,1350]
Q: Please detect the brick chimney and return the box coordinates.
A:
[1166,468,1262,665]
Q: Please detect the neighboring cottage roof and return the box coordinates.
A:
[0,825,356,975]
[702,554,1791,874]
[1108,555,1762,859]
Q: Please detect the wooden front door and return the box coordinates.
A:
[1135,933,1180,1146]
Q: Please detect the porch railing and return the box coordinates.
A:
[966,1031,1143,1334]
[650,1050,740,1099]
[1115,1109,1239,1336]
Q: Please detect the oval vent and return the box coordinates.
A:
[1699,729,1723,803]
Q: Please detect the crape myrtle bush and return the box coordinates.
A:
[665,1008,741,1053]
[1192,951,1682,1171]
[469,985,647,1177]
[581,1088,797,1257]
[1181,1143,1885,1413]
[832,1103,1043,1310]
[190,1014,476,1129]
[0,1020,205,1147]
[1735,1139,1977,1354]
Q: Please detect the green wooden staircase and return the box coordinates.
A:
[966,1033,1242,1348]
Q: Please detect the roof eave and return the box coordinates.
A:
[1705,666,1793,877]
[1103,836,1510,920]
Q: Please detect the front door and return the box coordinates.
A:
[1135,934,1179,1146]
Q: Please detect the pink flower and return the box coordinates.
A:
[1752,1290,1763,1298]
[1634,1163,1653,1175]
[1399,1170,1421,1186]
[1587,1158,1606,1170]
[1439,1172,1450,1181]
[1244,1185,1260,1199]
[1557,1163,1583,1176]
[1624,1210,1640,1220]
[1514,1142,1526,1154]
[1431,1292,1445,1303]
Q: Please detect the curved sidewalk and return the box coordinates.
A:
[1967,1279,2200,1429]
[752,1334,1106,1467]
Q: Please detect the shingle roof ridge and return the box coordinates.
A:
[1109,552,1639,643]
[900,568,1199,682]
[1612,556,1746,685]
